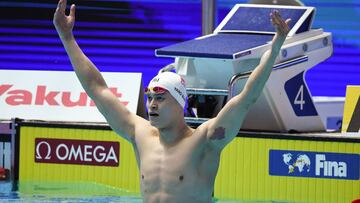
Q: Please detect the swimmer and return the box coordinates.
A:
[53,1,290,202]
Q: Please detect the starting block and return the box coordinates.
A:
[156,4,333,132]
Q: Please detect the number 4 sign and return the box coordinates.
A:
[284,72,318,117]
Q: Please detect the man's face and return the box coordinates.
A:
[146,91,180,129]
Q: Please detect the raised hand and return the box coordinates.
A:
[270,10,291,51]
[270,10,291,38]
[53,0,76,41]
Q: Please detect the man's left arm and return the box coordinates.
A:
[204,11,291,150]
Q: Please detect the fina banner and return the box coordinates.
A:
[269,149,360,180]
[0,70,142,122]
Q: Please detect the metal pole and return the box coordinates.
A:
[202,0,217,36]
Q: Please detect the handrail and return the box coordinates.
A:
[227,71,252,99]
[185,117,210,124]
[186,88,228,96]
[227,55,308,99]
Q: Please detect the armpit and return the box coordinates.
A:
[209,126,226,140]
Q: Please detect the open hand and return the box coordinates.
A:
[270,10,291,38]
[53,0,76,40]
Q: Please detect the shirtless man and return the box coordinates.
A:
[53,1,290,202]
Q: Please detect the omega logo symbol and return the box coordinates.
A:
[35,141,51,160]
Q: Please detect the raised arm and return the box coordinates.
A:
[53,0,146,142]
[204,10,291,150]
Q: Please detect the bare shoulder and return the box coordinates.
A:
[132,119,159,144]
[133,117,154,137]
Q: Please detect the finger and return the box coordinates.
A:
[272,10,279,21]
[270,16,275,25]
[274,10,284,22]
[56,0,62,9]
[271,13,280,26]
[59,0,67,12]
[270,10,277,21]
[270,12,275,22]
[279,18,290,31]
[274,10,282,19]
[55,0,63,17]
[272,11,282,24]
[272,15,282,26]
[70,4,76,18]
[285,18,291,26]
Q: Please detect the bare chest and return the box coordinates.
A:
[140,137,201,182]
[137,135,214,196]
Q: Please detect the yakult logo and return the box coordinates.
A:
[35,138,120,167]
[0,84,128,107]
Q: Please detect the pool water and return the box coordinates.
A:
[0,181,289,202]
[0,181,142,202]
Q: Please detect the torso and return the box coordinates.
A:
[133,123,220,203]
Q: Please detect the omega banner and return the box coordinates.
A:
[35,138,119,166]
[0,70,142,122]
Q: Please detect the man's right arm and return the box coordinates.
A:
[53,0,146,142]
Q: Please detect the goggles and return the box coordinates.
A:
[144,86,167,95]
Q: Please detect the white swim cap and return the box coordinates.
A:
[148,72,187,108]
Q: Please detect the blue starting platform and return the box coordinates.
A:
[156,4,314,60]
[156,34,273,59]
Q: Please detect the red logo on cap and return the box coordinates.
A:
[180,77,186,86]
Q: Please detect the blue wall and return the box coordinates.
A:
[0,0,359,97]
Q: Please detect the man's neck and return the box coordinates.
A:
[158,118,189,146]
